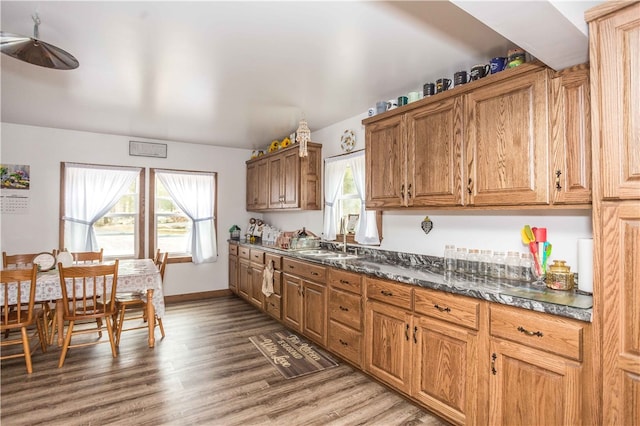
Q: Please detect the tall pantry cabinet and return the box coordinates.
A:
[586,2,640,425]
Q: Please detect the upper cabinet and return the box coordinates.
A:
[465,69,549,206]
[588,3,640,200]
[364,62,592,210]
[246,142,322,212]
[549,64,592,205]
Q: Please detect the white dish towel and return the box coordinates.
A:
[262,259,274,297]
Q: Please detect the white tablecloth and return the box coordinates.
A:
[1,259,165,318]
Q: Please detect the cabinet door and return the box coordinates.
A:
[282,274,303,333]
[364,300,412,394]
[281,150,300,208]
[412,316,478,426]
[406,96,464,207]
[247,160,268,210]
[268,154,284,209]
[249,265,264,309]
[466,70,549,206]
[600,202,640,425]
[302,280,327,346]
[228,255,238,294]
[550,65,592,205]
[591,4,640,200]
[365,114,406,208]
[489,338,582,426]
[238,259,251,300]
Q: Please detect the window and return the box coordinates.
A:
[323,151,380,245]
[60,163,144,259]
[150,169,218,263]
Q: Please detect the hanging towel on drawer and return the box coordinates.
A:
[262,259,274,297]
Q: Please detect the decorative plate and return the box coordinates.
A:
[340,129,356,152]
[33,252,56,272]
[421,216,433,235]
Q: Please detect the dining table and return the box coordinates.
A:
[0,258,165,348]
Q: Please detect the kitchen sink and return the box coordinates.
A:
[295,249,361,260]
[322,253,360,260]
[295,249,335,256]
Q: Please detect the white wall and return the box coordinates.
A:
[264,112,593,268]
[0,123,253,296]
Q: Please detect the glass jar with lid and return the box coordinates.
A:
[545,260,575,290]
[467,249,480,277]
[455,248,468,274]
[479,249,492,277]
[506,251,521,280]
[520,253,533,282]
[444,244,456,272]
[491,251,506,280]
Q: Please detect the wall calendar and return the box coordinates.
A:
[1,164,31,215]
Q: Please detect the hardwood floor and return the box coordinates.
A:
[1,296,447,426]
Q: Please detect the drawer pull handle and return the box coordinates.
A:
[381,290,394,297]
[339,279,350,285]
[517,326,543,337]
[339,306,349,311]
[491,353,497,375]
[413,326,417,344]
[339,339,349,346]
[311,271,319,276]
[405,324,409,341]
[434,304,451,313]
[288,265,294,269]
[555,170,562,190]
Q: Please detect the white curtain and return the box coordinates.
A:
[64,164,139,252]
[156,171,217,264]
[322,157,349,240]
[348,153,380,245]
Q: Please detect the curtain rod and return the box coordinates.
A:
[324,149,364,162]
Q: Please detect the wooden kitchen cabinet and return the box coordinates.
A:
[365,114,405,208]
[264,253,282,320]
[412,287,481,426]
[550,64,592,205]
[465,69,550,206]
[488,303,588,425]
[587,3,640,424]
[366,97,464,208]
[238,257,251,300]
[364,298,413,394]
[406,96,465,207]
[246,142,322,211]
[282,258,327,346]
[228,245,238,294]
[328,268,363,366]
[246,160,268,210]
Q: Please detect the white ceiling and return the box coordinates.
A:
[1,1,601,150]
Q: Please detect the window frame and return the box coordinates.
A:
[59,162,145,259]
[149,168,218,264]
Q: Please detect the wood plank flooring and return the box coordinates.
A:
[1,296,447,426]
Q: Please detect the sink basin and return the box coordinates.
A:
[295,249,334,256]
[295,249,361,260]
[323,253,361,260]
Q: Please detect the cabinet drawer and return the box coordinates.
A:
[414,288,480,330]
[282,258,326,282]
[366,277,412,310]
[265,253,282,270]
[229,244,238,256]
[328,319,362,366]
[238,246,250,259]
[329,288,362,330]
[490,304,584,361]
[328,268,362,294]
[265,294,281,319]
[250,249,265,265]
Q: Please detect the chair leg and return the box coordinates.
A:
[36,311,48,353]
[116,305,126,346]
[58,321,74,368]
[157,317,165,339]
[105,317,118,358]
[21,327,33,374]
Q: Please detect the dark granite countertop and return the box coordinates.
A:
[231,241,593,323]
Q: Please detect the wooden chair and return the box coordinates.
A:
[71,248,103,264]
[2,250,58,343]
[1,266,48,374]
[57,260,119,368]
[113,253,166,345]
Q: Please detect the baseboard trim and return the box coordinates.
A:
[165,289,232,304]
